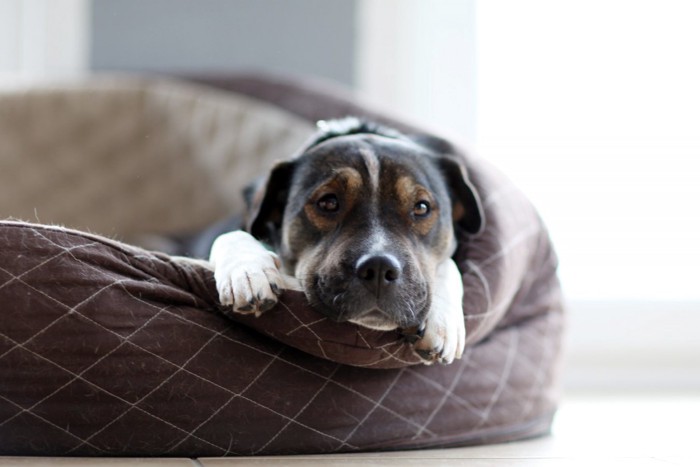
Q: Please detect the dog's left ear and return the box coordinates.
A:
[244,160,296,246]
[410,135,485,235]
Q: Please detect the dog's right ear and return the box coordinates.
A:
[244,160,296,246]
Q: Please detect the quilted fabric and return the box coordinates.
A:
[0,75,565,456]
[0,77,313,239]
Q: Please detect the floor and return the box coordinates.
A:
[1,392,697,466]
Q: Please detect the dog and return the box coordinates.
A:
[207,118,483,364]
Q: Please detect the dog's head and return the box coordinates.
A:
[245,118,483,330]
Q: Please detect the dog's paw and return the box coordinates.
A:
[210,231,283,316]
[413,310,465,365]
[214,256,283,315]
[412,259,466,365]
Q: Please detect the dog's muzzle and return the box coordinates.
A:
[310,251,429,330]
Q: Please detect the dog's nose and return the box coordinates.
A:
[355,254,401,296]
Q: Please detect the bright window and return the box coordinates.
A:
[475,0,700,301]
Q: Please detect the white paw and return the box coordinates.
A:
[413,259,466,364]
[210,231,284,316]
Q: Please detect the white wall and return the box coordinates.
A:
[475,0,700,303]
[355,0,477,141]
[90,0,357,85]
[0,0,89,79]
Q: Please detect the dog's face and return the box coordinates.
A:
[246,120,483,330]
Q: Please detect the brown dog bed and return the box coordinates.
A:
[0,74,565,456]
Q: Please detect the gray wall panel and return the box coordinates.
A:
[91,0,357,85]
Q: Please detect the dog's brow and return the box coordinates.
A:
[332,167,363,194]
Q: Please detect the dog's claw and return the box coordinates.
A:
[415,348,435,361]
[415,345,451,365]
[232,292,279,315]
[404,325,449,364]
[259,297,277,312]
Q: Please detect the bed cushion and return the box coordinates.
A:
[0,75,564,456]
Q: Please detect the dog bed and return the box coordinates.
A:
[0,74,565,456]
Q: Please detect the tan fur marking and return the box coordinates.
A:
[395,176,438,236]
[337,167,363,204]
[395,176,414,208]
[452,201,465,223]
[303,168,363,232]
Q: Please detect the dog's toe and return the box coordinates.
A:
[413,313,464,365]
[230,269,278,313]
[216,277,236,306]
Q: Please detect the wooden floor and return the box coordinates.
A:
[1,392,697,466]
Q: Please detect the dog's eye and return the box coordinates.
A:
[414,200,431,217]
[317,194,340,213]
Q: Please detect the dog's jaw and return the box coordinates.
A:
[348,311,400,331]
[301,263,432,330]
